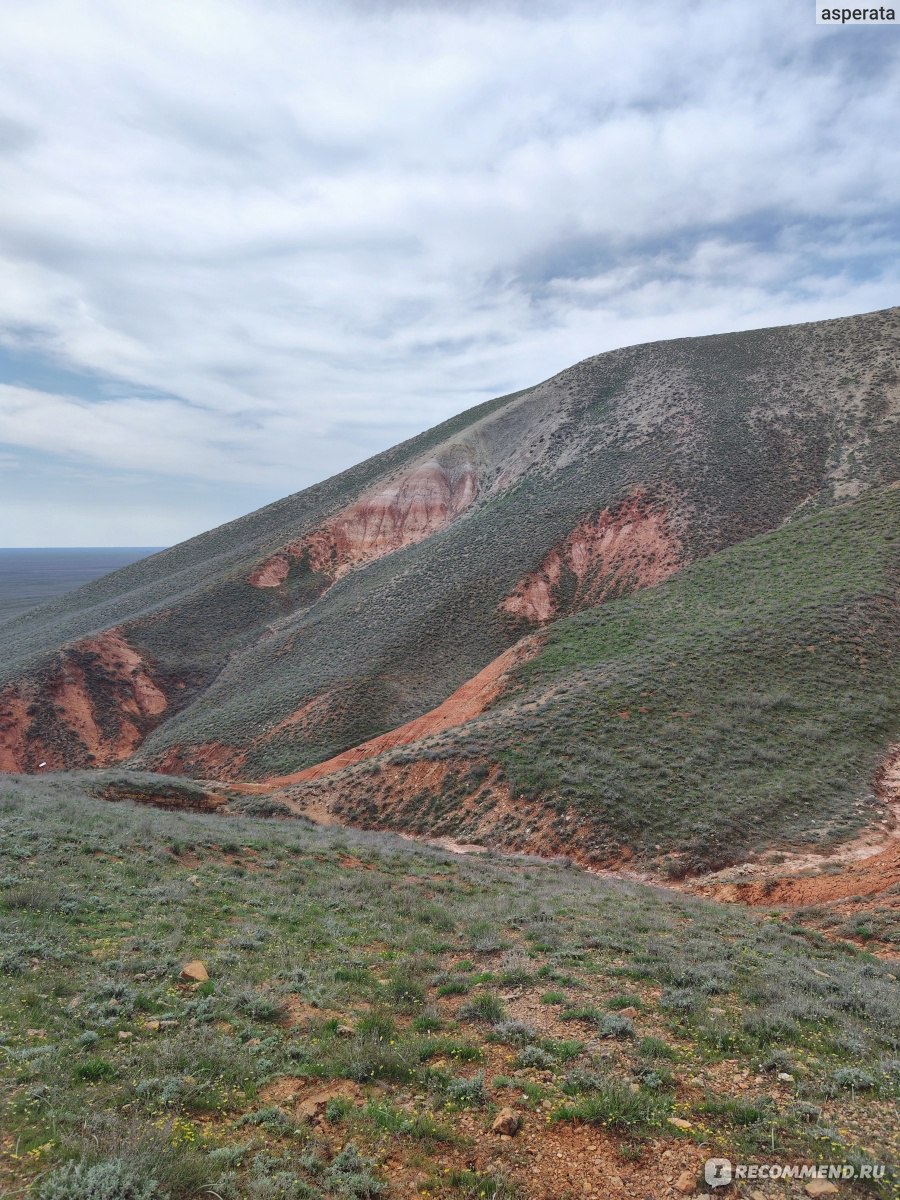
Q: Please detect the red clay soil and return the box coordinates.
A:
[248,458,477,588]
[502,489,682,623]
[154,740,248,782]
[278,756,620,871]
[152,692,347,783]
[0,630,169,773]
[262,637,539,788]
[699,839,900,908]
[875,742,900,810]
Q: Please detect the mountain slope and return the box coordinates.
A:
[0,306,898,875]
[281,484,899,874]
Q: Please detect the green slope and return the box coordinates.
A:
[314,486,900,871]
[130,307,900,773]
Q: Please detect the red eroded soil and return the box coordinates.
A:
[154,740,248,782]
[0,630,170,773]
[699,839,900,908]
[100,780,227,814]
[248,458,477,589]
[502,489,683,623]
[263,637,539,787]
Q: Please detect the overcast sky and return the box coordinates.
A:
[0,0,897,545]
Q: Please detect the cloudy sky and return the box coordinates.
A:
[0,0,898,545]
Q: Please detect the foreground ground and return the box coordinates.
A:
[0,779,898,1199]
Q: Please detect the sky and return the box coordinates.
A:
[0,0,898,546]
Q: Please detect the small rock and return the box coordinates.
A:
[180,960,209,983]
[491,1107,521,1136]
[675,1170,696,1195]
[618,1006,639,1019]
[750,1191,767,1200]
[629,1082,641,1093]
[144,1020,161,1032]
[297,1098,326,1123]
[805,1183,839,1198]
[117,1030,132,1040]
[777,1071,795,1082]
[667,1117,692,1130]
[158,1019,179,1029]
[336,1024,355,1038]
[25,1029,46,1039]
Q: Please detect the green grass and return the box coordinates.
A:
[331,485,899,872]
[1,780,898,1196]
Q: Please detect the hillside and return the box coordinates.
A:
[1,781,897,1198]
[274,484,900,875]
[0,307,898,880]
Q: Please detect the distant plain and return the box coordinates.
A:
[0,548,161,623]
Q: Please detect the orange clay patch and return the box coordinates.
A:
[262,637,538,787]
[502,489,683,624]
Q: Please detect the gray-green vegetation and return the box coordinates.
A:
[1,781,897,1197]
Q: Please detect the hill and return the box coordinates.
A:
[1,781,897,1198]
[0,306,898,881]
[277,484,900,877]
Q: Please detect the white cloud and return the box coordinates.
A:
[0,0,897,542]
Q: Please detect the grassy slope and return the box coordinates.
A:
[1,309,898,782]
[318,486,900,872]
[1,782,897,1198]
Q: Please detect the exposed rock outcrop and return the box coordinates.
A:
[248,457,477,589]
[0,631,171,773]
[502,490,683,624]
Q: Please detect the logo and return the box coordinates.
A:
[704,1158,733,1188]
[703,1160,887,1185]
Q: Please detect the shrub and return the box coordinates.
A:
[660,988,701,1015]
[411,1008,442,1034]
[516,1045,555,1070]
[323,1144,385,1197]
[832,1068,875,1091]
[599,1014,635,1039]
[435,975,470,997]
[459,993,506,1024]
[387,971,425,1011]
[234,990,286,1023]
[35,1159,164,1200]
[638,1037,676,1061]
[555,1080,667,1132]
[445,1072,487,1108]
[490,1020,537,1046]
[74,1058,116,1082]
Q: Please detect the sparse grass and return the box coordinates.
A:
[1,780,898,1197]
